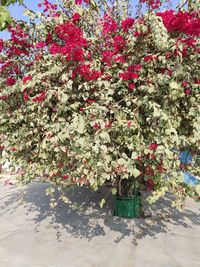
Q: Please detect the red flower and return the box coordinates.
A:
[129,83,135,90]
[63,175,69,180]
[157,10,200,36]
[157,164,165,173]
[86,99,96,104]
[23,92,29,101]
[185,89,191,94]
[32,91,46,103]
[135,156,142,161]
[23,75,32,84]
[0,39,4,53]
[57,161,64,168]
[145,166,155,177]
[102,15,118,35]
[114,55,126,63]
[121,18,134,32]
[144,55,156,62]
[52,107,57,113]
[127,65,142,71]
[73,13,81,23]
[182,81,188,87]
[113,35,126,52]
[149,143,158,151]
[143,0,161,9]
[52,13,60,17]
[35,42,45,49]
[75,0,89,4]
[11,147,17,152]
[119,71,138,80]
[101,51,114,65]
[93,122,101,130]
[6,77,16,86]
[103,75,111,81]
[146,179,155,191]
[75,0,82,4]
[105,121,112,128]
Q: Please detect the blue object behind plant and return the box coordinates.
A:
[179,151,199,186]
[179,151,193,164]
[184,172,199,186]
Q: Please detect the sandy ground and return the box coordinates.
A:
[0,175,200,267]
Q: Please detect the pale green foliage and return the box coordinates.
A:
[0,0,23,30]
[0,0,199,208]
[0,6,11,30]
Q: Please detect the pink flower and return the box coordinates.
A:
[35,42,45,49]
[32,91,46,103]
[93,122,101,130]
[146,179,155,191]
[52,107,58,113]
[185,89,191,94]
[157,10,200,36]
[103,75,111,81]
[73,13,81,23]
[105,121,112,128]
[127,65,142,71]
[63,175,69,180]
[86,99,96,104]
[114,55,126,63]
[149,143,158,151]
[75,0,82,4]
[0,39,4,53]
[121,18,134,32]
[6,77,16,86]
[144,55,155,62]
[129,83,135,90]
[23,92,29,101]
[52,13,60,17]
[23,75,32,84]
[182,81,188,87]
[101,51,114,65]
[102,15,118,35]
[119,71,138,80]
[127,121,132,127]
[113,35,126,52]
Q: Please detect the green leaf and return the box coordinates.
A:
[76,115,85,134]
[196,185,200,195]
[99,198,106,208]
[0,6,12,30]
[1,0,23,6]
[111,188,117,195]
[132,168,141,178]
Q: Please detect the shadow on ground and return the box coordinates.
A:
[0,181,200,244]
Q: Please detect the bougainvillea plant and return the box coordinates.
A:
[0,0,199,209]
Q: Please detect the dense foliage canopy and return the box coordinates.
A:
[0,0,200,208]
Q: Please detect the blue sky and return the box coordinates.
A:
[0,0,40,39]
[0,0,180,39]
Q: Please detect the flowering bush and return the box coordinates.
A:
[0,0,200,209]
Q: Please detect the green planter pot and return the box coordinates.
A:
[114,195,142,218]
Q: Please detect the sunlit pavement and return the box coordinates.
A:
[0,177,200,267]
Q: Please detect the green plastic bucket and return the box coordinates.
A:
[114,195,141,218]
